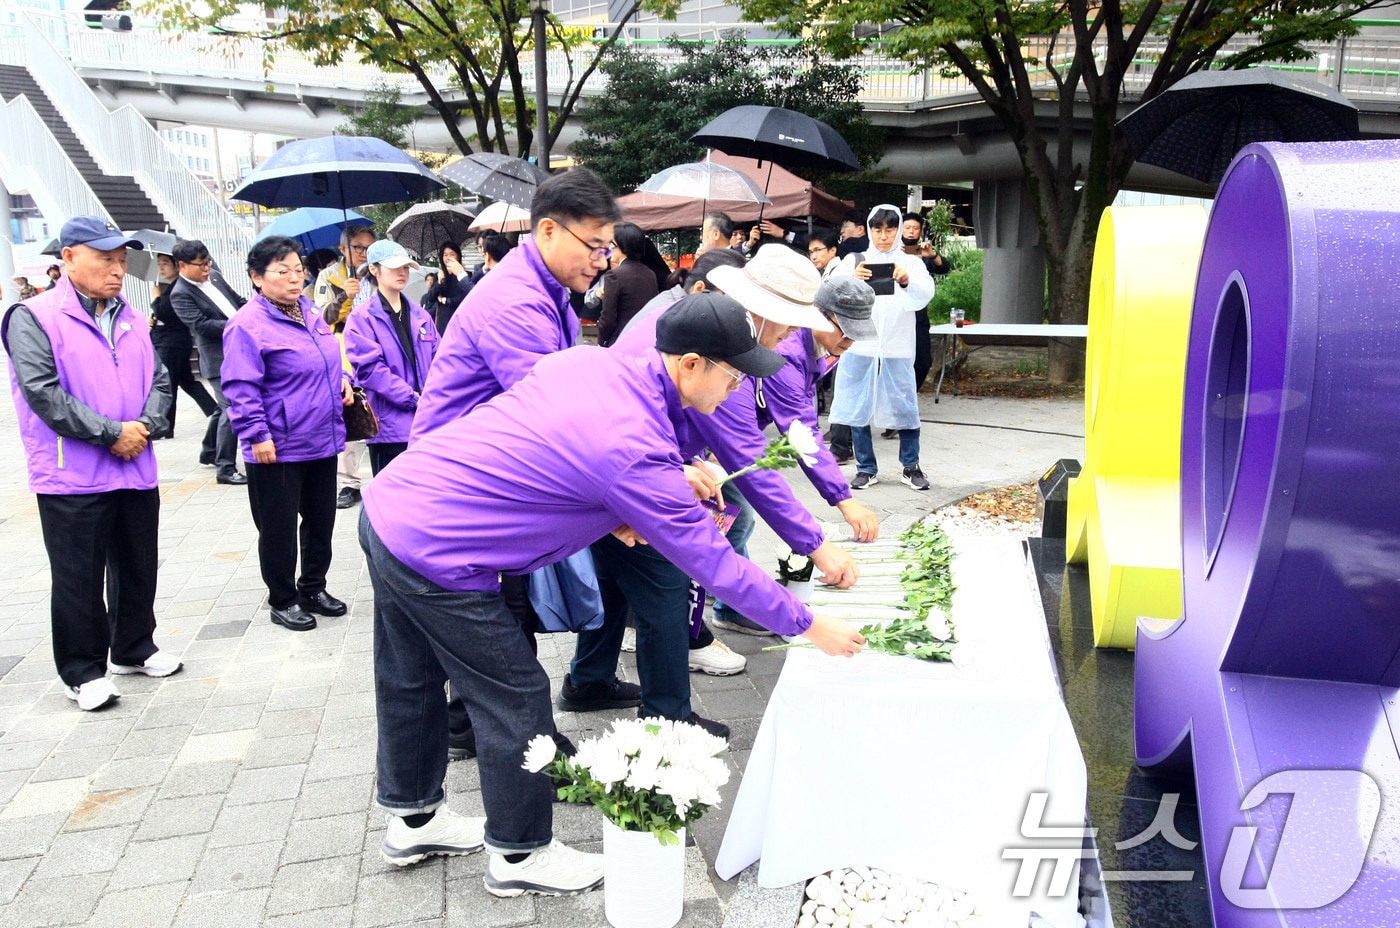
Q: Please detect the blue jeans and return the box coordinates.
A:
[359,511,553,853]
[852,425,921,475]
[712,483,755,624]
[571,534,693,720]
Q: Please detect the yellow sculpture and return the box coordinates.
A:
[1066,205,1207,648]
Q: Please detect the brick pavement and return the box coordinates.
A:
[0,371,1081,927]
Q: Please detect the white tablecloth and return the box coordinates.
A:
[715,538,1088,928]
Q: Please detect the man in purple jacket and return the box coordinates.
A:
[360,293,865,896]
[2,216,180,712]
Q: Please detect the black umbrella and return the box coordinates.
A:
[690,105,860,173]
[438,154,549,210]
[386,202,478,258]
[1117,67,1359,184]
[125,229,178,281]
[40,237,60,257]
[232,135,446,209]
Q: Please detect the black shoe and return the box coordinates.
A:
[678,711,730,741]
[711,613,776,637]
[301,591,347,617]
[556,676,642,712]
[216,471,248,486]
[832,448,853,464]
[881,428,898,440]
[448,729,477,761]
[199,451,215,465]
[336,487,361,509]
[901,466,930,491]
[271,603,317,632]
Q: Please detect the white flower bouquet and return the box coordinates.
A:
[714,421,820,487]
[522,717,731,845]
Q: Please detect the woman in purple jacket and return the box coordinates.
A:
[222,235,355,633]
[344,241,440,475]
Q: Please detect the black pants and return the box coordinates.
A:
[913,305,933,388]
[37,489,160,687]
[245,456,337,610]
[203,377,239,478]
[367,442,408,476]
[153,339,217,439]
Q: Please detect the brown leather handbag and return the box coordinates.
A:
[343,387,380,442]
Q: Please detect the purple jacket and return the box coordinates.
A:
[3,279,159,494]
[760,330,851,508]
[410,236,577,440]
[221,293,348,463]
[613,303,828,556]
[343,293,439,444]
[363,347,814,636]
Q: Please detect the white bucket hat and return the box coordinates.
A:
[707,244,834,332]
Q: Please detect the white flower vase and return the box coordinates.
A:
[602,818,685,928]
[783,578,816,603]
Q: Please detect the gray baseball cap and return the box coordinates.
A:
[815,276,877,341]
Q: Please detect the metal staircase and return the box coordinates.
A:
[0,65,164,231]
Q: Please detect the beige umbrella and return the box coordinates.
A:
[469,201,531,234]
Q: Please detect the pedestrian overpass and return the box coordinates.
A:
[4,9,1400,308]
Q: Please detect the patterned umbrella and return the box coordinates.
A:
[438,154,550,210]
[386,202,479,258]
[1118,67,1359,184]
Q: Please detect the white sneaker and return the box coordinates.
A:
[688,640,746,676]
[64,677,120,711]
[109,650,183,677]
[620,628,637,653]
[484,840,604,897]
[381,806,486,866]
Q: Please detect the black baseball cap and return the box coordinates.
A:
[655,292,785,379]
[59,216,144,252]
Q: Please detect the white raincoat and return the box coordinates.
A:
[828,204,937,430]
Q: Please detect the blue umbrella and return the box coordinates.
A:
[255,207,371,253]
[231,135,446,209]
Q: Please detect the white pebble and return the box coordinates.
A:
[851,865,872,882]
[871,919,895,928]
[808,875,831,900]
[870,868,890,884]
[834,900,852,917]
[947,894,975,922]
[833,918,850,928]
[803,899,818,915]
[829,868,847,884]
[882,900,907,922]
[852,899,884,926]
[797,916,817,928]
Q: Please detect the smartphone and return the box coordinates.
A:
[867,263,895,295]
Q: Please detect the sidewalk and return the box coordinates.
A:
[0,378,1082,927]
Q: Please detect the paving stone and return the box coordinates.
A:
[0,813,67,860]
[32,824,134,879]
[63,786,156,832]
[85,881,186,928]
[111,724,194,760]
[352,864,448,927]
[0,771,28,807]
[294,773,374,821]
[196,620,250,641]
[283,812,366,864]
[59,716,136,750]
[192,703,263,735]
[0,858,37,905]
[156,760,239,799]
[263,905,353,928]
[243,733,317,769]
[226,763,305,805]
[0,715,77,746]
[0,740,58,774]
[206,682,274,709]
[0,872,106,928]
[172,729,256,766]
[132,793,224,840]
[445,877,537,928]
[0,776,93,820]
[266,685,330,712]
[134,700,209,731]
[255,708,323,739]
[90,755,173,791]
[264,855,360,915]
[207,799,295,848]
[304,743,376,781]
[170,885,270,928]
[0,657,21,681]
[188,839,281,894]
[107,832,207,890]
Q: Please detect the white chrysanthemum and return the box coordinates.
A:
[695,775,722,808]
[572,738,598,773]
[607,718,652,757]
[694,756,731,791]
[589,743,631,790]
[625,752,663,791]
[521,734,558,773]
[656,766,702,817]
[785,421,820,466]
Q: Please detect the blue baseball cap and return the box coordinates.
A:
[366,240,419,270]
[59,216,144,252]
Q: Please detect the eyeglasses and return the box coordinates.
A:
[559,223,614,261]
[808,245,832,255]
[263,264,306,279]
[184,260,211,269]
[349,244,371,255]
[705,358,746,386]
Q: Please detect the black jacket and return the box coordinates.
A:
[169,272,246,377]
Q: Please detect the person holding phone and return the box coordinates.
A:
[829,204,937,491]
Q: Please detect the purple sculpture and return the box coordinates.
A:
[1136,140,1400,926]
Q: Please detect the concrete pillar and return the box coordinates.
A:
[973,177,1046,324]
[0,180,16,307]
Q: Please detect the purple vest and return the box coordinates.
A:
[5,280,158,494]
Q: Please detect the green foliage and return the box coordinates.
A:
[572,33,883,197]
[335,83,451,234]
[928,249,983,324]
